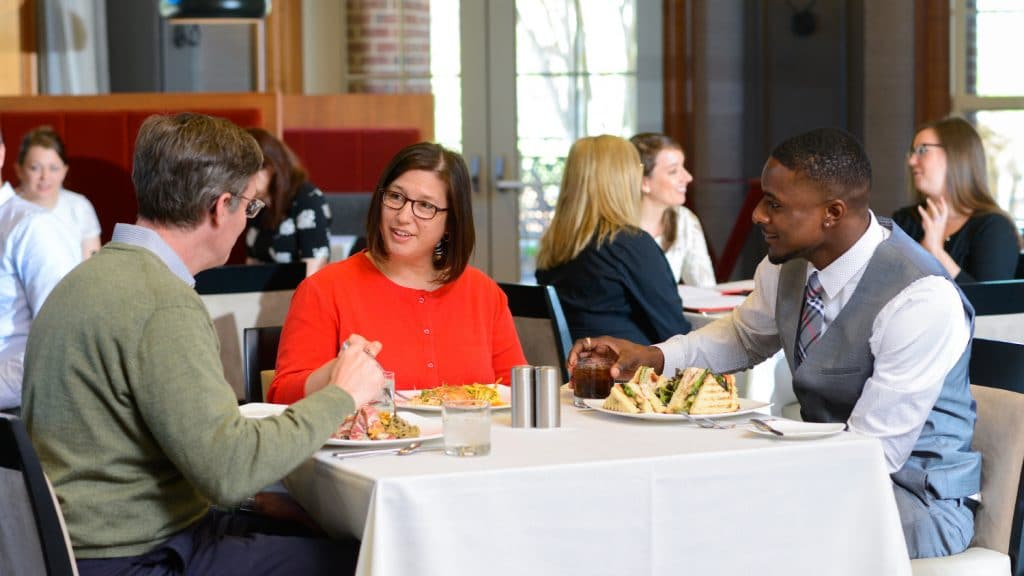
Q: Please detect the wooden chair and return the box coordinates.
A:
[0,414,78,575]
[242,326,282,404]
[499,283,573,382]
[911,339,1024,576]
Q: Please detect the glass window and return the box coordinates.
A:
[516,0,638,280]
[954,0,1024,225]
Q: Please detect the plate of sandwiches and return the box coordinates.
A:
[396,384,511,412]
[583,366,771,420]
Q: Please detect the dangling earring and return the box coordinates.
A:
[433,234,449,262]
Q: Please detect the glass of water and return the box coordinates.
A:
[379,370,396,412]
[442,399,491,457]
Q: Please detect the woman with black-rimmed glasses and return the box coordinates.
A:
[893,116,1020,283]
[268,142,525,402]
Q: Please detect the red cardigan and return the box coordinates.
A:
[268,253,526,403]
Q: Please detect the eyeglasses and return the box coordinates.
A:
[381,188,449,220]
[906,143,945,159]
[234,193,266,219]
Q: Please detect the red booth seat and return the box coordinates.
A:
[283,127,420,193]
[0,109,262,264]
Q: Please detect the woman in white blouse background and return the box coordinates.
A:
[631,133,716,287]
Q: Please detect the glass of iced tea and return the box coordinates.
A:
[572,354,614,408]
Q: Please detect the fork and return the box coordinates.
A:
[680,412,734,429]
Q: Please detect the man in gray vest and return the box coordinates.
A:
[572,127,979,559]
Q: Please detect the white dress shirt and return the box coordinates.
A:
[656,213,970,472]
[0,181,80,409]
[53,188,102,243]
[655,206,717,288]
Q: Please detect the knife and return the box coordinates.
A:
[331,446,404,459]
[749,418,784,437]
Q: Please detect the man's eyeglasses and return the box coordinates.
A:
[234,194,266,219]
[381,189,449,220]
[906,143,945,159]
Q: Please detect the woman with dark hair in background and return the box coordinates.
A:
[536,135,690,346]
[631,132,716,287]
[893,116,1021,283]
[269,142,525,402]
[16,126,101,260]
[245,128,332,276]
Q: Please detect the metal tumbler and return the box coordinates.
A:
[533,366,561,428]
[511,365,535,428]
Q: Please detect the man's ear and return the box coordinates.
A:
[0,142,6,171]
[824,198,847,228]
[209,192,234,227]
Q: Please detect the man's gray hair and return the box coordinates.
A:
[132,113,262,228]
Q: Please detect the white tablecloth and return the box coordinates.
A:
[284,391,910,576]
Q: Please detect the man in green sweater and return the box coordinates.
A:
[21,113,383,575]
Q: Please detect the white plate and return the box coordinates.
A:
[582,397,772,421]
[327,411,442,447]
[747,420,845,439]
[395,384,512,412]
[239,404,442,447]
[239,402,288,419]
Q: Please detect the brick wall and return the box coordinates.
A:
[347,0,431,93]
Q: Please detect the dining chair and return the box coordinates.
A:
[242,326,283,404]
[910,364,1024,574]
[0,414,79,576]
[969,338,1024,395]
[960,280,1024,344]
[498,283,573,383]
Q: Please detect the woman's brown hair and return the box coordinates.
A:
[365,142,475,284]
[246,128,308,230]
[18,126,68,166]
[630,132,683,251]
[914,116,1021,247]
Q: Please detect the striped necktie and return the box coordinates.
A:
[795,271,824,368]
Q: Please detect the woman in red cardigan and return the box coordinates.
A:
[268,143,526,402]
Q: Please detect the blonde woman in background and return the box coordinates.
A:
[16,126,101,260]
[631,132,716,287]
[536,135,691,346]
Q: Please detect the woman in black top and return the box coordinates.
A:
[536,135,691,345]
[245,128,333,276]
[894,117,1021,283]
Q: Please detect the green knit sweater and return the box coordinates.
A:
[22,243,354,559]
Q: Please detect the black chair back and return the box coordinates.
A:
[194,262,306,295]
[960,279,1024,316]
[498,283,572,382]
[0,414,76,575]
[971,338,1024,396]
[242,326,283,403]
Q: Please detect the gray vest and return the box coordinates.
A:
[776,219,981,501]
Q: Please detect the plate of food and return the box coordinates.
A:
[396,383,511,412]
[581,366,771,421]
[239,403,441,447]
[329,406,441,447]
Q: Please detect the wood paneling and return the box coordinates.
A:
[266,0,304,94]
[915,1,951,126]
[0,0,36,95]
[662,0,692,158]
[281,93,434,141]
[0,92,434,141]
[0,92,283,135]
